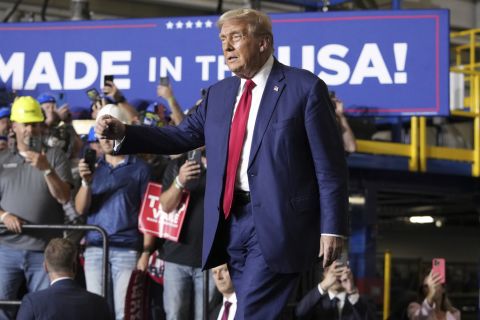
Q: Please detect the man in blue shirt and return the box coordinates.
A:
[75,105,151,320]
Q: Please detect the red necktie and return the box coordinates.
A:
[222,79,256,218]
[221,300,232,320]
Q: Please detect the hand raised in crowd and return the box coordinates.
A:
[91,98,107,120]
[320,260,346,292]
[57,104,72,123]
[340,266,357,294]
[24,151,51,171]
[425,269,443,305]
[2,213,25,234]
[95,115,126,140]
[78,158,94,184]
[319,235,344,268]
[103,81,124,103]
[157,83,174,100]
[178,160,201,187]
[332,98,345,118]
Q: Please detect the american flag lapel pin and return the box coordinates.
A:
[273,85,279,92]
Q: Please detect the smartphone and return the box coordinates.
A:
[86,88,100,102]
[84,148,97,173]
[28,137,43,153]
[104,75,114,86]
[160,76,169,86]
[432,258,446,284]
[187,149,202,165]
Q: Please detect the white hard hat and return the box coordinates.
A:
[96,104,131,124]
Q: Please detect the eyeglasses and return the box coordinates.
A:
[219,32,248,45]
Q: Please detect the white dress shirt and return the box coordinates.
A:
[232,55,274,191]
[50,276,74,286]
[216,293,237,320]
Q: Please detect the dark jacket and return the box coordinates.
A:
[16,279,111,320]
[295,287,375,320]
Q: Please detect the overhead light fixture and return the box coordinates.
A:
[349,195,365,205]
[409,216,434,224]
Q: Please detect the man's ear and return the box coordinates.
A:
[43,261,48,274]
[258,36,268,53]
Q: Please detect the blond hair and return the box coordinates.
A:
[217,8,274,53]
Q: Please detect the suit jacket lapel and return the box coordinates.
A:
[218,77,241,182]
[248,60,285,169]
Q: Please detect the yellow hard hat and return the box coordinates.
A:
[10,96,45,123]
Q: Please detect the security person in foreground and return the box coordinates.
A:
[0,96,72,320]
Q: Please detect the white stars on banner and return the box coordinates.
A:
[165,19,214,30]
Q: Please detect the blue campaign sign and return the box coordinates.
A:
[0,9,449,117]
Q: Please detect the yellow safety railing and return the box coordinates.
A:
[355,117,419,172]
[383,251,391,320]
[355,29,480,177]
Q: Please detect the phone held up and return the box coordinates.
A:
[432,258,446,284]
[104,75,114,86]
[187,149,202,166]
[160,76,170,86]
[84,148,97,173]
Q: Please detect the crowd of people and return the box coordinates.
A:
[0,7,461,320]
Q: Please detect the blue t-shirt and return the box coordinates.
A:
[86,155,150,249]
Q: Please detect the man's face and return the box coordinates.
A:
[40,102,56,114]
[12,122,43,146]
[0,139,7,151]
[99,138,114,155]
[0,117,9,135]
[220,19,266,79]
[212,264,234,295]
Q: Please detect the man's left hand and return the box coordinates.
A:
[319,235,344,268]
[24,151,50,171]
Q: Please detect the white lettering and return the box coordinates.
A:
[24,52,62,90]
[147,195,159,208]
[0,53,25,90]
[160,56,182,81]
[302,45,315,73]
[217,55,231,80]
[195,55,215,81]
[101,51,132,89]
[277,46,290,66]
[63,52,98,90]
[350,43,392,85]
[317,44,350,86]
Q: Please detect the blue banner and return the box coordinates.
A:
[0,9,449,117]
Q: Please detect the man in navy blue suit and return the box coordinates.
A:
[96,8,348,319]
[295,261,374,319]
[16,238,110,320]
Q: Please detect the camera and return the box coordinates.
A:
[86,88,100,102]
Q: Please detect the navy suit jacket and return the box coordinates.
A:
[119,59,348,272]
[295,287,374,320]
[16,279,111,320]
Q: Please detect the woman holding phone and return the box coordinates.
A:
[407,270,460,320]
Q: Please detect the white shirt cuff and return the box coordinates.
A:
[321,233,347,239]
[113,136,126,152]
[348,292,360,305]
[317,283,326,295]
